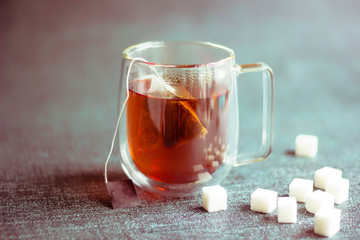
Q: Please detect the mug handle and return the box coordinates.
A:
[234,62,274,166]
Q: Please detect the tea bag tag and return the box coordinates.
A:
[104,57,147,209]
[105,180,141,209]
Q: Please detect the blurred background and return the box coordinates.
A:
[1,0,359,238]
[2,0,359,175]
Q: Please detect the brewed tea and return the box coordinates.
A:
[127,78,229,183]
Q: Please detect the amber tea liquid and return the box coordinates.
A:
[127,79,229,184]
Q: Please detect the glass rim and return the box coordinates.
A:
[123,41,235,68]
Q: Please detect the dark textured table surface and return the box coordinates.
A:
[1,0,360,239]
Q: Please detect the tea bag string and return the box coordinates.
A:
[104,57,162,183]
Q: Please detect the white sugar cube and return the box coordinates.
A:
[326,178,350,204]
[202,185,227,212]
[277,197,297,223]
[315,166,342,190]
[305,190,334,214]
[295,134,318,158]
[314,208,341,237]
[250,188,278,213]
[289,178,314,202]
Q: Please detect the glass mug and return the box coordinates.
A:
[118,41,273,197]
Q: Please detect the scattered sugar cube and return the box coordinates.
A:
[295,134,318,158]
[326,178,350,204]
[305,190,334,214]
[315,166,342,190]
[277,197,297,223]
[314,208,341,237]
[250,188,278,213]
[202,185,227,212]
[289,178,314,202]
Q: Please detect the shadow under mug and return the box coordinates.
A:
[117,41,273,197]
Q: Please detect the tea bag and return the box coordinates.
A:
[148,75,194,99]
[163,96,208,147]
[147,75,208,147]
[148,76,176,97]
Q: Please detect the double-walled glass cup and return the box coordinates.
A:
[118,41,273,197]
